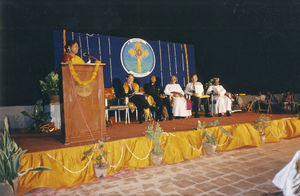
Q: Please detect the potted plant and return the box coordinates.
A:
[40,71,59,104]
[145,123,164,166]
[253,115,270,144]
[198,120,233,155]
[204,78,214,90]
[0,117,50,196]
[21,99,51,133]
[82,137,109,178]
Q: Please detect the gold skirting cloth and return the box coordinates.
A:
[18,117,300,195]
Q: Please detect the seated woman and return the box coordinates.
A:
[164,76,191,118]
[206,77,232,117]
[62,40,85,64]
[120,73,150,124]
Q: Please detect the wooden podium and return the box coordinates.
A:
[60,63,107,144]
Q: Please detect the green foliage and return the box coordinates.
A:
[253,115,270,136]
[204,78,214,90]
[145,123,164,154]
[82,137,109,168]
[0,117,50,191]
[40,71,59,97]
[197,120,234,146]
[21,99,51,132]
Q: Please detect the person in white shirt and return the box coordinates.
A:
[206,77,232,117]
[164,76,192,118]
[185,74,212,118]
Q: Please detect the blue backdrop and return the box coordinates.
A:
[53,30,196,96]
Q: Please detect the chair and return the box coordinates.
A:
[104,88,130,124]
[257,100,272,114]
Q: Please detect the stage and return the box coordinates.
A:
[13,112,296,152]
[13,112,300,195]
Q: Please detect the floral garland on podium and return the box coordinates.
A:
[69,61,100,86]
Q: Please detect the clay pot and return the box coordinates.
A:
[151,152,163,166]
[204,143,216,155]
[94,164,109,178]
[0,178,18,196]
[49,95,59,104]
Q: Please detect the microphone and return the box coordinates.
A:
[83,53,99,61]
[83,53,92,58]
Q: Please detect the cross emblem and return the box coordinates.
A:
[128,41,149,73]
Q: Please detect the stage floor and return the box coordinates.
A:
[12,112,296,153]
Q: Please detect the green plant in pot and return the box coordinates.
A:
[145,123,164,166]
[82,137,109,178]
[21,99,51,133]
[0,116,50,196]
[204,78,214,90]
[40,71,59,103]
[199,120,233,155]
[253,115,270,144]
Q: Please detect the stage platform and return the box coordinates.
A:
[13,112,296,152]
[13,113,300,195]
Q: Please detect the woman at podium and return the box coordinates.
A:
[62,40,85,64]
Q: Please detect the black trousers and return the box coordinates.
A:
[191,96,210,115]
[153,96,173,119]
[129,95,150,121]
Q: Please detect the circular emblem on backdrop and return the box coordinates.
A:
[120,38,156,78]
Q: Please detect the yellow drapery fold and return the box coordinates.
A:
[18,117,300,195]
[184,44,190,84]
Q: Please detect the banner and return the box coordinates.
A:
[53,30,196,96]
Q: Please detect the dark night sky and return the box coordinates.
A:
[0,0,300,106]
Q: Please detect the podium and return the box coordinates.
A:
[60,63,107,144]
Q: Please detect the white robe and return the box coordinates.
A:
[206,85,232,114]
[164,84,192,117]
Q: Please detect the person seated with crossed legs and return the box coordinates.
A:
[144,75,173,121]
[185,74,212,118]
[121,73,150,124]
[206,77,232,117]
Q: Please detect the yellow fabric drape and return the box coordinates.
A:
[122,82,139,94]
[184,44,190,84]
[18,117,300,195]
[63,29,66,53]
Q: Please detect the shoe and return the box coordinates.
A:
[139,120,145,124]
[205,113,212,118]
[194,113,200,118]
[218,113,222,117]
[169,116,173,120]
[226,111,231,117]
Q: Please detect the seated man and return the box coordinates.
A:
[144,75,173,121]
[206,77,232,117]
[185,74,212,118]
[120,73,150,124]
[164,75,191,118]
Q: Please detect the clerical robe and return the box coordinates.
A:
[206,85,232,114]
[164,84,191,117]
